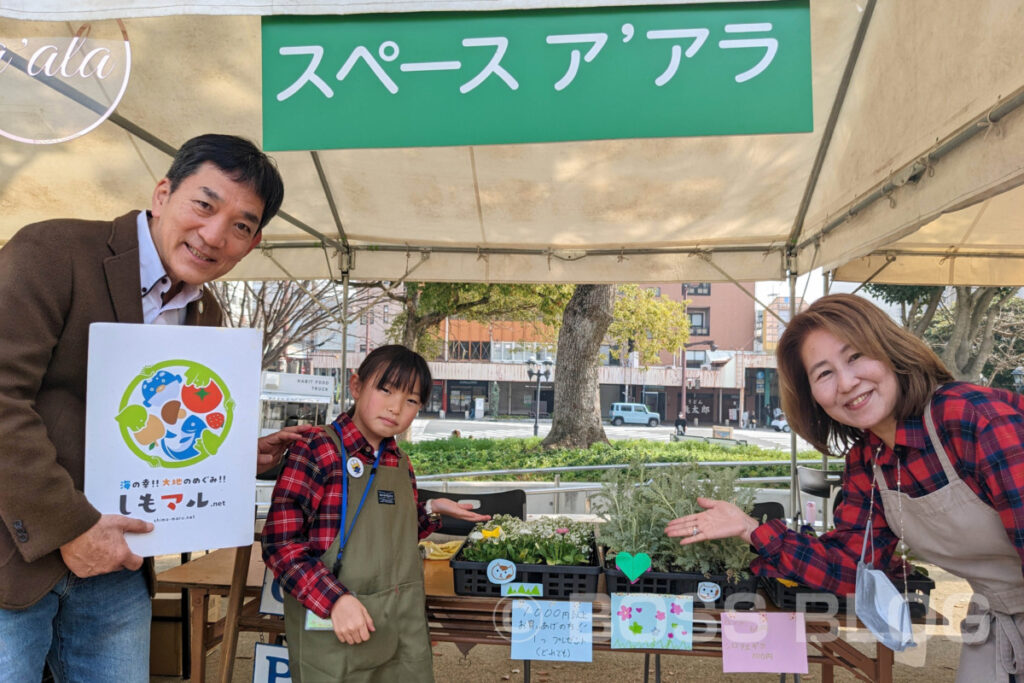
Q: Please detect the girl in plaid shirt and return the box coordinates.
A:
[263,345,488,682]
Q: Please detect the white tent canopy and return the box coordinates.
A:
[0,0,760,20]
[3,0,1024,286]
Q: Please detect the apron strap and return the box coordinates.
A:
[921,398,961,484]
[995,612,1024,675]
[872,465,890,492]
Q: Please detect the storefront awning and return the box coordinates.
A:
[260,391,331,404]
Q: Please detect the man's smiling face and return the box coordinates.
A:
[149,162,264,286]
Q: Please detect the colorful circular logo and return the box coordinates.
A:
[115,359,234,468]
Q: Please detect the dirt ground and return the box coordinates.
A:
[161,563,971,682]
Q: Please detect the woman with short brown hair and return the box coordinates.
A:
[776,293,952,454]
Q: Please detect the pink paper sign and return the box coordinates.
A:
[720,612,809,674]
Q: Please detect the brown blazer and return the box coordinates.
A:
[0,211,222,609]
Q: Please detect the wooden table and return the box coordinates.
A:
[426,594,945,683]
[156,544,272,682]
[158,545,946,683]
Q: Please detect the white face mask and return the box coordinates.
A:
[855,517,915,652]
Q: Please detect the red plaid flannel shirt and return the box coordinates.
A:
[750,382,1024,594]
[261,412,439,618]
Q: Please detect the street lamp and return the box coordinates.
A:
[1012,366,1024,393]
[526,357,553,436]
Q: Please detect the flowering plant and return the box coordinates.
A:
[459,514,594,566]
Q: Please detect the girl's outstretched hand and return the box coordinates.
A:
[664,497,760,545]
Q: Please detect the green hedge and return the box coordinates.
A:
[402,437,835,482]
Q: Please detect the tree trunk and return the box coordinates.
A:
[906,289,942,336]
[938,286,1009,381]
[542,284,615,449]
[402,286,421,349]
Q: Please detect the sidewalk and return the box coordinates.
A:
[152,564,969,682]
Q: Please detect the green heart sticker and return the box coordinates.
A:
[615,552,652,583]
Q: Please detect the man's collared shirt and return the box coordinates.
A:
[136,211,202,325]
[261,412,439,618]
[749,382,1024,595]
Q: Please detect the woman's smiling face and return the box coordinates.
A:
[801,327,900,445]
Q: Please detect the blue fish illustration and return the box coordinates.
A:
[160,415,207,460]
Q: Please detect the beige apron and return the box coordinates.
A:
[873,401,1024,682]
[283,429,434,683]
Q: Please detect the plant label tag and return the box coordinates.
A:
[697,581,722,602]
[304,609,333,631]
[486,558,516,584]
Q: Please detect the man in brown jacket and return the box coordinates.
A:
[0,134,297,681]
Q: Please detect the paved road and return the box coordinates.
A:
[411,417,814,452]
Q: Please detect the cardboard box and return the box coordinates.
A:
[423,559,456,596]
[150,595,183,677]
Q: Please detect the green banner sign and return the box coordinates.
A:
[262,1,811,150]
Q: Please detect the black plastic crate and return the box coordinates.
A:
[603,566,759,610]
[450,545,601,599]
[761,572,934,618]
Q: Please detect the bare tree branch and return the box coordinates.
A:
[210,280,376,369]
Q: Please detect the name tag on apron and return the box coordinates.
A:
[305,609,334,631]
[378,490,396,505]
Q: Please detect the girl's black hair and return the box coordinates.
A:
[356,345,432,404]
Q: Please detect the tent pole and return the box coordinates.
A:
[789,271,800,520]
[340,255,352,409]
[821,270,831,531]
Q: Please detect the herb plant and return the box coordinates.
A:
[592,462,757,581]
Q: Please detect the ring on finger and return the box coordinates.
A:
[691,525,699,537]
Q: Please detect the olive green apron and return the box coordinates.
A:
[874,401,1023,681]
[283,428,434,683]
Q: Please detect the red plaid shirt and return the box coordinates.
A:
[261,412,439,618]
[750,382,1024,595]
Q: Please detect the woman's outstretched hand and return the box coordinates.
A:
[665,497,761,545]
[429,497,491,523]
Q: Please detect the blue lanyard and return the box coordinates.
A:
[331,422,384,574]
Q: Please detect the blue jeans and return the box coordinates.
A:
[0,569,150,683]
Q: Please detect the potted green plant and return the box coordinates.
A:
[450,515,601,599]
[592,462,759,608]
